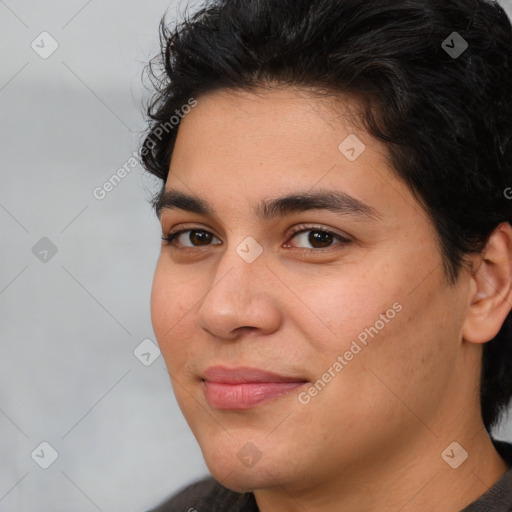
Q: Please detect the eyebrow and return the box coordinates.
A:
[154,188,380,221]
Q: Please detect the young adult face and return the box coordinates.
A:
[150,87,508,509]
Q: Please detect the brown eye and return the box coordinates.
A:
[162,229,221,247]
[307,230,335,248]
[286,227,350,250]
[187,230,215,246]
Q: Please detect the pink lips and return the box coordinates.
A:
[202,366,307,410]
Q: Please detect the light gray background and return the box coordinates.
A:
[1,1,512,511]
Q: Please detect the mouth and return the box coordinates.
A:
[201,365,309,410]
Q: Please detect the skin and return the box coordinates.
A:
[150,87,512,512]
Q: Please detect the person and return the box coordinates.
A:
[140,0,512,510]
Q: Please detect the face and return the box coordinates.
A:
[150,88,473,494]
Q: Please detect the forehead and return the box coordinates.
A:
[174,86,366,147]
[162,87,425,228]
[168,88,366,183]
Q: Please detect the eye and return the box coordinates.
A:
[284,225,351,250]
[161,229,222,248]
[161,225,351,251]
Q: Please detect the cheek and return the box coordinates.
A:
[150,262,172,341]
[338,275,463,425]
[150,262,191,355]
[150,260,212,386]
[292,258,460,408]
[282,263,403,355]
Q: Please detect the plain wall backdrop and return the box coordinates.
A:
[1,1,512,510]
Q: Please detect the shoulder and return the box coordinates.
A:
[462,439,512,511]
[146,476,258,512]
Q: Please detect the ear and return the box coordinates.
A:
[463,222,512,344]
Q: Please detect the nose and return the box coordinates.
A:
[195,243,282,340]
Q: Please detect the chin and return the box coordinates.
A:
[198,441,288,492]
[207,462,278,493]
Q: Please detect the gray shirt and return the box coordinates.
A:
[148,439,512,511]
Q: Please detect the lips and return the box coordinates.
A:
[202,366,308,409]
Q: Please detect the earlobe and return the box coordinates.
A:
[462,222,512,344]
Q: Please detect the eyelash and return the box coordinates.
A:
[161,224,352,252]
